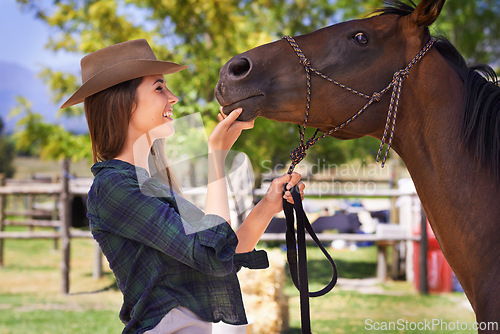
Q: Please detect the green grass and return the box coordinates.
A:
[0,228,124,334]
[0,228,476,334]
[0,295,120,334]
[280,246,476,334]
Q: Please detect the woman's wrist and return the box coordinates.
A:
[259,195,282,216]
[207,146,227,181]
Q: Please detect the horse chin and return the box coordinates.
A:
[220,95,263,121]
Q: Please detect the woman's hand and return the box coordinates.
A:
[262,172,305,214]
[235,172,305,253]
[208,107,255,153]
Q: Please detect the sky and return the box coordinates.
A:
[0,0,81,72]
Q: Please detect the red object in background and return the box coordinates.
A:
[413,220,453,293]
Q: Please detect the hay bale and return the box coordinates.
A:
[238,249,289,334]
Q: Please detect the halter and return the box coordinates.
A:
[283,35,435,174]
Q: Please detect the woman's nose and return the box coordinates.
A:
[167,89,179,105]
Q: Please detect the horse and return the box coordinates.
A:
[215,0,500,329]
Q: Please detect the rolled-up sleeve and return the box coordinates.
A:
[234,250,269,271]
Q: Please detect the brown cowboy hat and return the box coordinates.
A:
[61,39,188,108]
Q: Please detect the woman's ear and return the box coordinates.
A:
[410,0,446,27]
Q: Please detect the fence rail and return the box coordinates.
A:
[0,160,428,294]
[0,160,96,294]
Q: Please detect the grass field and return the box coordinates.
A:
[0,225,477,334]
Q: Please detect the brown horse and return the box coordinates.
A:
[215,0,500,329]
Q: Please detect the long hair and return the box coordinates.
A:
[84,78,142,163]
[149,139,182,194]
[84,78,182,192]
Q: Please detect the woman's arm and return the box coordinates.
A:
[205,108,253,221]
[206,107,305,253]
[205,148,231,222]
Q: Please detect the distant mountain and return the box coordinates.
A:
[0,61,87,134]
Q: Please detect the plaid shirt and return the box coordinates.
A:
[87,160,268,334]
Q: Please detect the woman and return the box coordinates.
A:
[61,39,304,334]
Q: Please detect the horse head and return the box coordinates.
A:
[215,0,445,141]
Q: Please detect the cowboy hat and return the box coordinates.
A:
[61,39,188,108]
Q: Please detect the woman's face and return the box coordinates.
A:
[129,74,179,141]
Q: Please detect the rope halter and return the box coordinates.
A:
[283,35,435,174]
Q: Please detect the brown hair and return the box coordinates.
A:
[84,77,143,163]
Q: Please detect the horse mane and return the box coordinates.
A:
[375,0,500,179]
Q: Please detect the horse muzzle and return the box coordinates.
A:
[215,54,268,121]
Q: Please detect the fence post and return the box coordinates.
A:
[60,159,71,294]
[0,174,5,268]
[52,191,59,250]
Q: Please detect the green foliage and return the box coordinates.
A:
[12,0,500,173]
[434,0,500,65]
[10,96,91,162]
[0,118,16,178]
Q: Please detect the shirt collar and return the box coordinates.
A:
[91,159,149,178]
[91,159,176,199]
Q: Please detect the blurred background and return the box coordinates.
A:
[1,0,499,333]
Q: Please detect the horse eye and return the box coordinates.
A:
[354,32,368,45]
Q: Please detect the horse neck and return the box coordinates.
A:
[392,51,500,312]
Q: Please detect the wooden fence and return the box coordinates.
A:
[0,160,429,295]
[254,186,429,293]
[0,159,98,294]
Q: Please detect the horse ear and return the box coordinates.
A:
[410,0,445,27]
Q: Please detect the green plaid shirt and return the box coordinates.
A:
[87,160,268,334]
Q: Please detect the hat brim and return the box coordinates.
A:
[60,59,188,108]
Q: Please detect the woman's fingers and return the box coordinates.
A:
[285,172,302,190]
[216,108,254,135]
[219,106,227,119]
[210,107,255,152]
[283,173,305,204]
[224,107,242,122]
[283,185,304,204]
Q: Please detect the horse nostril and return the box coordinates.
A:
[228,57,251,78]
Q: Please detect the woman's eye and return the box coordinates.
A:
[156,86,163,91]
[354,32,368,45]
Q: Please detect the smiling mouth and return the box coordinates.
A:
[162,109,173,118]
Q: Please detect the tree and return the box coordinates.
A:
[13,0,500,178]
[10,96,90,162]
[14,0,338,176]
[0,117,15,178]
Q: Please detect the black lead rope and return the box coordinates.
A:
[283,184,338,334]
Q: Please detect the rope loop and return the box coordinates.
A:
[396,68,410,79]
[290,145,307,164]
[300,56,311,67]
[371,91,382,102]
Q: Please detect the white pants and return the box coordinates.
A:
[144,306,212,334]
